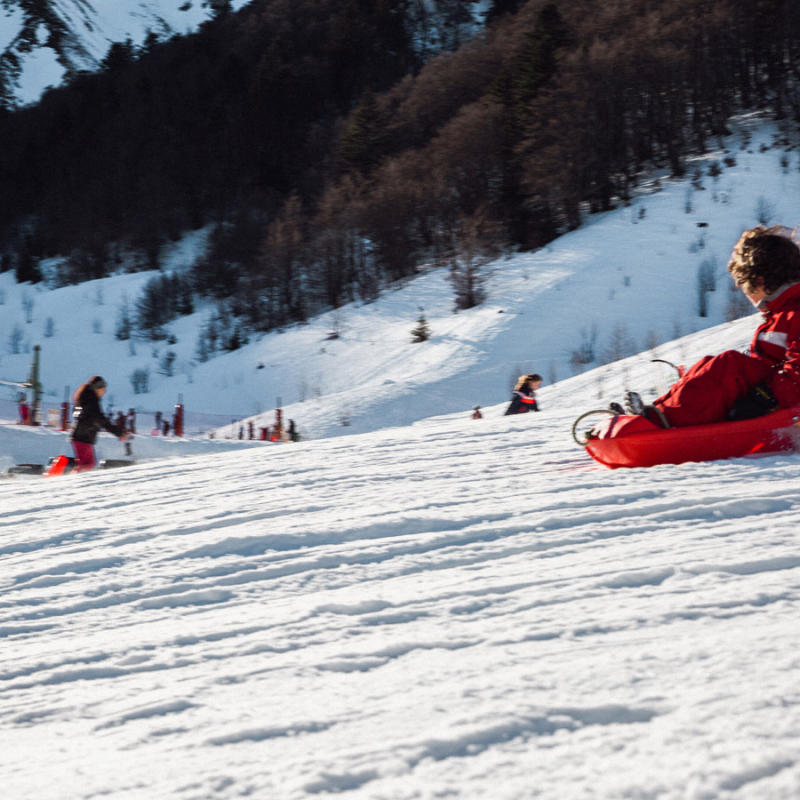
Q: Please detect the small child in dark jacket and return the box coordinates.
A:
[504,374,542,415]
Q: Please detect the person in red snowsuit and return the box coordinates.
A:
[639,226,800,428]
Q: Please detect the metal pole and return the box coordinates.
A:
[28,345,42,426]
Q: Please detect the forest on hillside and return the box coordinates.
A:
[1,0,800,350]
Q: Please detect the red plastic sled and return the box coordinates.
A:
[583,407,800,469]
[43,455,74,477]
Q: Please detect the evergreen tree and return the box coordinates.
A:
[101,39,137,74]
[484,0,523,26]
[338,88,389,175]
[450,260,486,311]
[115,297,133,341]
[516,3,568,107]
[411,312,431,342]
[15,251,42,284]
[203,0,233,16]
[159,350,177,376]
[135,273,192,339]
[130,368,150,394]
[195,330,211,363]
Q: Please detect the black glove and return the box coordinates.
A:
[728,382,778,421]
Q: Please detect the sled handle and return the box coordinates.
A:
[651,358,683,382]
[571,409,616,447]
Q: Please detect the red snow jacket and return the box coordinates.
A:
[752,281,800,408]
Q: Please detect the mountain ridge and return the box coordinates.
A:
[0,0,248,107]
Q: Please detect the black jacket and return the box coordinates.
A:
[504,388,539,415]
[71,387,124,444]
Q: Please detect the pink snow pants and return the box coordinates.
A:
[71,441,97,472]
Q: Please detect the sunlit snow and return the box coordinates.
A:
[2,116,800,798]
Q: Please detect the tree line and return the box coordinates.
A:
[1,0,800,339]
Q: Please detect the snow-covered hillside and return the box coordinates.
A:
[0,0,252,107]
[0,113,797,441]
[3,114,800,799]
[3,354,800,799]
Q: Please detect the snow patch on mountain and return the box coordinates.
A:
[0,0,251,106]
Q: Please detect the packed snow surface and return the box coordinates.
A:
[2,383,800,799]
[2,114,800,798]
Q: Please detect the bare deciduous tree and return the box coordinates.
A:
[756,196,775,226]
[449,210,502,311]
[696,257,717,317]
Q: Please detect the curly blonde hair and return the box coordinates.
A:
[727,225,800,295]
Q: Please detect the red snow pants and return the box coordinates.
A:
[71,441,97,472]
[653,350,771,428]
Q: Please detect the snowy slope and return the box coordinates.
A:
[2,369,800,799]
[2,114,800,799]
[0,112,797,441]
[0,0,252,106]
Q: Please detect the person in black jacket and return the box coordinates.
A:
[70,376,129,472]
[504,373,542,415]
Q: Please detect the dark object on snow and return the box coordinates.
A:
[71,383,125,445]
[98,458,135,469]
[99,440,135,469]
[7,463,44,475]
[504,374,542,415]
[728,381,778,421]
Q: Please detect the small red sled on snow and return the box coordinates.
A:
[573,406,800,469]
[4,442,136,479]
[41,451,135,477]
